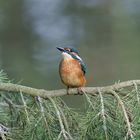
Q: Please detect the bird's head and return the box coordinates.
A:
[56,47,81,60]
[57,47,86,75]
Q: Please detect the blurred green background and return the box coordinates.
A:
[0,0,140,108]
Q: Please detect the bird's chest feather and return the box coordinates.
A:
[59,59,81,75]
[59,59,85,87]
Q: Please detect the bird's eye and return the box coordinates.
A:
[65,48,71,52]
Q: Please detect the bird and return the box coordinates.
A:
[57,47,86,94]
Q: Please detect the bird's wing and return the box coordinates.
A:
[71,54,86,75]
[79,61,86,75]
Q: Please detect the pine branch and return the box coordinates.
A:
[98,89,108,140]
[20,91,30,124]
[0,80,140,98]
[1,78,140,139]
[36,96,49,129]
[48,97,68,140]
[110,90,134,140]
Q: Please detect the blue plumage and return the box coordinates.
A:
[80,61,86,75]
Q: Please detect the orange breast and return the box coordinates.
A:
[59,59,86,87]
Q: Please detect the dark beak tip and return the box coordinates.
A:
[56,47,64,52]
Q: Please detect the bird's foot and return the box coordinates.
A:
[66,86,70,95]
[75,87,83,95]
[67,87,84,95]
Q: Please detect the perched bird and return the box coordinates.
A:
[57,47,86,94]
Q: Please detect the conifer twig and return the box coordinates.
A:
[98,88,108,140]
[109,90,134,140]
[37,96,49,129]
[0,124,8,140]
[83,91,94,109]
[0,131,6,140]
[57,105,73,139]
[20,91,30,124]
[133,81,140,104]
[57,131,63,140]
[36,97,52,139]
[48,97,68,140]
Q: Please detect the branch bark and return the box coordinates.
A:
[0,80,140,98]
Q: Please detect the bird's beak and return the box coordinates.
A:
[56,47,65,52]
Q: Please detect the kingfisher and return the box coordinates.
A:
[57,47,86,94]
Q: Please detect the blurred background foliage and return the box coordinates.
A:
[0,0,140,108]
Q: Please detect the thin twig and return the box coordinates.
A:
[48,97,68,140]
[37,96,52,139]
[0,124,8,134]
[37,96,49,128]
[57,131,63,140]
[110,90,134,140]
[0,100,23,108]
[83,91,94,109]
[0,132,6,140]
[98,88,108,140]
[133,81,140,104]
[34,116,42,128]
[20,91,30,124]
[0,124,8,140]
[3,97,16,108]
[57,105,73,140]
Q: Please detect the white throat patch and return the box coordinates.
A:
[62,52,72,60]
